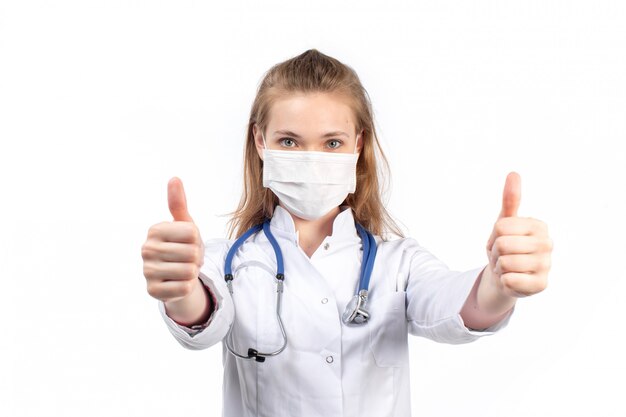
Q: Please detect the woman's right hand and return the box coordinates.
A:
[141,177,205,304]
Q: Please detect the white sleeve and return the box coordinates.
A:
[404,240,514,344]
[157,238,235,350]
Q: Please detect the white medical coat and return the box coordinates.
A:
[158,205,514,417]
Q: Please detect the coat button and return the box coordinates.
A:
[321,298,328,304]
[326,355,334,363]
[323,242,330,250]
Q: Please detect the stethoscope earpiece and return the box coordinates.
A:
[248,348,266,363]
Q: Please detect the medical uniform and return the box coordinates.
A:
[158,204,514,417]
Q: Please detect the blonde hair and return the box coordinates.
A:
[224,49,405,241]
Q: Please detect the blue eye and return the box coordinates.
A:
[279,138,296,147]
[328,140,342,149]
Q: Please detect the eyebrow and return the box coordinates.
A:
[273,129,349,138]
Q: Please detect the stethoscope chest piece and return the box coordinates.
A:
[342,289,370,325]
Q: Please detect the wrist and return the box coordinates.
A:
[164,278,212,327]
[477,266,517,315]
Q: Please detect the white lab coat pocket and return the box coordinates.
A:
[368,291,409,368]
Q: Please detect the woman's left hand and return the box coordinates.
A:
[484,172,553,298]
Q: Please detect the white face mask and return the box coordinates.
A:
[261,131,360,221]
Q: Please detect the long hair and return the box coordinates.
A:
[224,49,405,241]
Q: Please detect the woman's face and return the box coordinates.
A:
[254,92,363,159]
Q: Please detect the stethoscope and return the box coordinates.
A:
[223,218,377,363]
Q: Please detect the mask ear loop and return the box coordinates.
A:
[261,131,268,150]
[353,133,360,154]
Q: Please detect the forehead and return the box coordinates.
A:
[267,92,356,135]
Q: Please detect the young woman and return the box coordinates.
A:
[141,49,552,417]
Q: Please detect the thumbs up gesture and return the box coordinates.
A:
[484,172,553,299]
[141,177,205,303]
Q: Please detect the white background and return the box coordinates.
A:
[1,1,625,416]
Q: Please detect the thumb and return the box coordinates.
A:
[499,171,522,218]
[168,177,194,222]
[486,171,521,253]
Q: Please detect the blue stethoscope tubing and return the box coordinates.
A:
[355,222,377,293]
[223,217,376,362]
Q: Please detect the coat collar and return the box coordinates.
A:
[268,204,358,246]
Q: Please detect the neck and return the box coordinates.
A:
[279,202,341,256]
